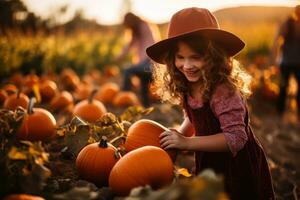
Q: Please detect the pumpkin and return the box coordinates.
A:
[24,74,39,89]
[76,136,120,186]
[149,83,160,101]
[3,194,45,200]
[73,90,107,123]
[60,68,80,90]
[9,73,23,87]
[112,91,140,107]
[40,80,57,102]
[3,91,29,110]
[3,83,18,95]
[131,76,141,90]
[260,79,279,101]
[88,69,102,84]
[0,89,8,105]
[109,146,174,196]
[50,90,74,112]
[94,82,120,104]
[124,119,177,160]
[104,65,120,78]
[17,98,56,141]
[185,124,195,137]
[73,82,93,101]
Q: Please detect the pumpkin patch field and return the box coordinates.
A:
[0,65,299,200]
[1,4,300,200]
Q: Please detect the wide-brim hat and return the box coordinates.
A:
[146,7,245,64]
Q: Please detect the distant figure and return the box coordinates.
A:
[271,5,300,120]
[117,12,156,107]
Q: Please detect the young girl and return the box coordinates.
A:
[146,7,275,200]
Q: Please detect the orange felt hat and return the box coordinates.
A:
[146,7,245,64]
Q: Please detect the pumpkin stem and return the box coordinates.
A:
[88,89,98,104]
[70,116,87,126]
[109,135,126,146]
[114,148,122,159]
[99,136,108,148]
[28,97,36,114]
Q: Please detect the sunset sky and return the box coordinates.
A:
[22,0,299,25]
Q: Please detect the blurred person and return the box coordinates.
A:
[147,7,275,200]
[271,5,300,120]
[116,12,158,107]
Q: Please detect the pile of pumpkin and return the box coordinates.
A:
[0,66,161,120]
[75,118,178,196]
[0,67,184,199]
[1,99,177,197]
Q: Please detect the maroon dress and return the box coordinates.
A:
[183,92,275,200]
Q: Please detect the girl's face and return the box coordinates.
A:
[175,41,206,83]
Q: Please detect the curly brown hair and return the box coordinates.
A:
[152,34,252,105]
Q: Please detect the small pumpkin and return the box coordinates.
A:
[3,194,45,200]
[73,82,93,101]
[50,90,74,112]
[73,89,107,123]
[3,91,29,110]
[112,91,140,107]
[60,68,80,90]
[149,83,160,101]
[103,65,120,78]
[3,83,18,95]
[17,98,56,141]
[9,72,23,87]
[124,119,177,160]
[76,136,120,186]
[40,80,58,102]
[260,79,279,101]
[0,89,8,105]
[94,82,120,104]
[88,69,102,84]
[109,146,174,196]
[24,74,39,89]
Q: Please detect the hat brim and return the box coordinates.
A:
[146,28,245,64]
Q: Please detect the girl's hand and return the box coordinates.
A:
[159,128,188,150]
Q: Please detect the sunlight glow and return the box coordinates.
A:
[22,0,299,25]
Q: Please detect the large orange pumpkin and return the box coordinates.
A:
[3,91,29,110]
[94,82,120,104]
[124,119,177,160]
[112,91,140,107]
[109,146,174,196]
[4,194,45,200]
[17,98,56,141]
[73,90,107,123]
[76,137,120,186]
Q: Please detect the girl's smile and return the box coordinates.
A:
[175,41,206,82]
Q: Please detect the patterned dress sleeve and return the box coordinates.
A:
[210,85,248,157]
